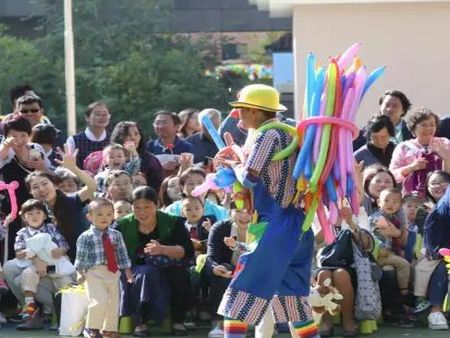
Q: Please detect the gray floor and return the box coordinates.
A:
[0,324,447,338]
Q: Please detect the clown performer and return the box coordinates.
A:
[214,84,319,338]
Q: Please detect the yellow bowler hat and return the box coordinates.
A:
[230,84,287,113]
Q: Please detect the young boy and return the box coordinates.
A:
[369,188,411,295]
[75,198,133,338]
[180,196,215,256]
[402,194,423,263]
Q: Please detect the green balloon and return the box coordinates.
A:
[257,122,298,161]
[309,62,337,193]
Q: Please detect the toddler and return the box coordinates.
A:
[113,200,132,221]
[75,198,133,338]
[95,143,141,192]
[369,188,410,295]
[14,199,73,319]
[180,196,215,256]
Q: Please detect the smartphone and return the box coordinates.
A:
[29,148,41,161]
[46,265,56,274]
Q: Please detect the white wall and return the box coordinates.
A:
[292,2,450,126]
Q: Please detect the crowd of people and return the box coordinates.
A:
[0,84,449,338]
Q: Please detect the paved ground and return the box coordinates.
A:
[0,323,447,338]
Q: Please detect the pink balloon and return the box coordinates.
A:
[0,181,19,220]
[439,248,450,257]
[337,88,355,195]
[191,174,217,197]
[328,202,339,226]
[318,204,335,244]
[337,43,362,70]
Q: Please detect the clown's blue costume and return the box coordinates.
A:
[216,84,319,338]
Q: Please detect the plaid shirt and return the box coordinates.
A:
[75,225,131,272]
[14,222,69,252]
[368,209,403,250]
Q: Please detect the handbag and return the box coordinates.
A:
[318,229,354,268]
[352,242,382,320]
[56,284,89,336]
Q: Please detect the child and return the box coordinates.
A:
[54,167,81,194]
[75,197,133,338]
[95,143,141,192]
[369,188,410,295]
[14,199,73,319]
[402,194,423,263]
[180,196,215,256]
[131,171,147,189]
[113,200,132,221]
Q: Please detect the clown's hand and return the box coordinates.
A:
[214,133,241,168]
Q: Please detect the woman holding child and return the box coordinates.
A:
[117,186,194,337]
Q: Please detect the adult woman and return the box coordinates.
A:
[353,90,413,150]
[361,165,397,216]
[419,171,450,330]
[158,175,183,209]
[354,115,396,168]
[117,186,194,337]
[390,108,450,196]
[25,146,96,260]
[0,116,51,258]
[316,207,374,337]
[2,146,95,325]
[360,166,409,323]
[111,121,164,192]
[177,108,201,138]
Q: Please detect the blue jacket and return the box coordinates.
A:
[424,186,450,258]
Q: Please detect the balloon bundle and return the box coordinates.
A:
[293,43,385,243]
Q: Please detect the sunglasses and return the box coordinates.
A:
[20,108,40,114]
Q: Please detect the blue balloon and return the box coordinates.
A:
[293,67,325,180]
[201,115,226,150]
[325,176,338,203]
[213,168,236,188]
[346,175,354,196]
[362,66,386,97]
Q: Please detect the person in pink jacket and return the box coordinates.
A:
[390,108,450,197]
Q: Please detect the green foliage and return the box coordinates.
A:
[2,0,235,136]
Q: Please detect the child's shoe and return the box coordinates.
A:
[413,299,431,314]
[22,302,38,320]
[83,328,102,338]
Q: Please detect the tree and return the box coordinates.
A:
[7,0,232,136]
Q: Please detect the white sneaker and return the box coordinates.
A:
[0,312,6,324]
[208,326,225,337]
[428,311,449,330]
[183,321,196,330]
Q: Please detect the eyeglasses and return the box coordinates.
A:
[20,108,40,114]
